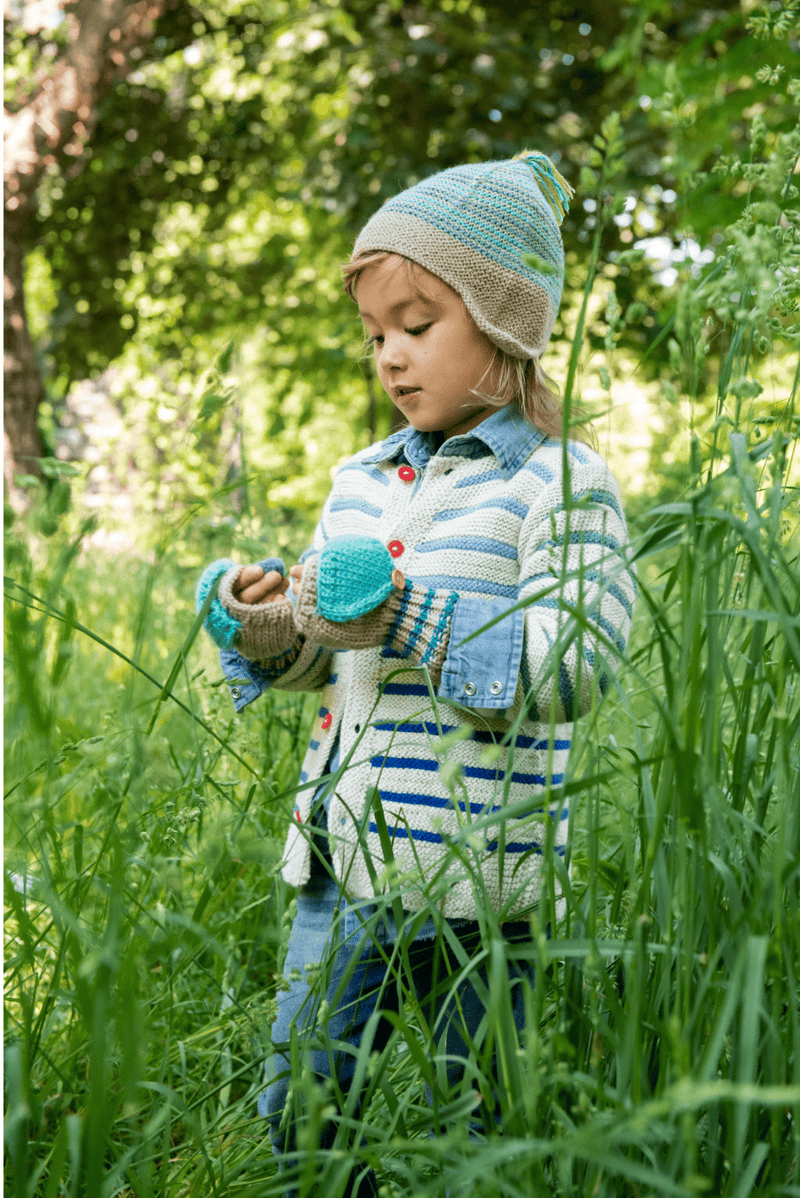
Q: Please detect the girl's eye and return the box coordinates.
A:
[365,322,429,347]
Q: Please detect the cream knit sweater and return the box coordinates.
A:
[240,426,636,922]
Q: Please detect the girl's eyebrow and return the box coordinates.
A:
[358,296,437,322]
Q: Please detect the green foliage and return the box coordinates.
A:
[21,0,788,490]
[4,533,315,1195]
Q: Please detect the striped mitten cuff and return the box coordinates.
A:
[382,582,458,682]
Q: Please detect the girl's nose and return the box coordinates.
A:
[379,331,406,369]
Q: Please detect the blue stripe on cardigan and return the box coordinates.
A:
[329,496,383,519]
[408,575,517,598]
[568,487,626,524]
[374,721,571,753]
[453,469,505,488]
[433,496,529,521]
[533,530,624,555]
[485,841,567,856]
[416,535,518,559]
[370,823,567,854]
[522,594,628,656]
[377,790,568,821]
[519,569,634,618]
[336,462,391,485]
[381,682,432,696]
[521,460,557,484]
[371,755,563,787]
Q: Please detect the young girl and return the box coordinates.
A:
[197,151,636,1195]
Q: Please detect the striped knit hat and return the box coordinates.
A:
[353,151,573,360]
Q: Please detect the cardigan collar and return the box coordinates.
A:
[363,403,547,481]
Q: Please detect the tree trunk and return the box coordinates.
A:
[3,0,166,490]
[4,208,47,490]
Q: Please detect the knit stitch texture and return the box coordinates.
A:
[215,562,300,660]
[247,425,636,922]
[196,558,240,649]
[353,151,574,360]
[317,535,396,621]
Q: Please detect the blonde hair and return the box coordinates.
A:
[342,250,594,446]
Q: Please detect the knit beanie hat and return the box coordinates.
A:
[352,151,573,361]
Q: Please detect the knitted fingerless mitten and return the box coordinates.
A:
[196,558,241,649]
[295,541,458,682]
[196,557,299,659]
[217,559,300,660]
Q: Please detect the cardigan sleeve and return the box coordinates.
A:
[515,454,637,723]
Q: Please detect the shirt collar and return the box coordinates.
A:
[363,404,546,480]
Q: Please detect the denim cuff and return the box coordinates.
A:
[439,596,524,709]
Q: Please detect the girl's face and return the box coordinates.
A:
[355,256,505,440]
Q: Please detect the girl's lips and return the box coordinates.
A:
[394,387,421,400]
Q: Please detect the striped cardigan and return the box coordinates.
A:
[250,410,636,922]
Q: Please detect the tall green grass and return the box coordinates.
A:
[6,369,798,1198]
[5,39,800,1198]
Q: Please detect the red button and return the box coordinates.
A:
[388,540,404,558]
[295,810,302,823]
[398,465,416,482]
[321,712,332,729]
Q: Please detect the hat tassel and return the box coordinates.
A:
[513,150,574,223]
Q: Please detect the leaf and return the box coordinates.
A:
[197,390,231,423]
[521,252,560,277]
[36,458,82,479]
[217,341,235,373]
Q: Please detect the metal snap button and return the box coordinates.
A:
[463,681,477,697]
[230,686,241,700]
[490,681,503,696]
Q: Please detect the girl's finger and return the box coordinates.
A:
[239,571,288,605]
[235,565,265,592]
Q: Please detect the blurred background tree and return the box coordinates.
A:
[5,0,797,531]
[4,0,175,485]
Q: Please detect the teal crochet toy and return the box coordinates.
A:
[316,536,395,622]
[196,557,285,649]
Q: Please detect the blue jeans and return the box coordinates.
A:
[258,860,535,1196]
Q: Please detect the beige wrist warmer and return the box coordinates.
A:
[217,567,300,660]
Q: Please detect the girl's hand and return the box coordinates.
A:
[233,566,290,605]
[288,564,304,595]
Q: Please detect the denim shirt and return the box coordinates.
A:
[219,406,539,713]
